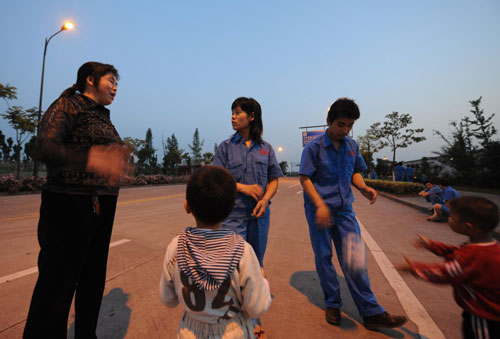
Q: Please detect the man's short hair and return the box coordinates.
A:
[448,196,499,232]
[327,97,360,123]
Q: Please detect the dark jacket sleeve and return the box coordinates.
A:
[35,97,88,168]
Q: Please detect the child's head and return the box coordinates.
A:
[186,166,237,226]
[447,196,499,235]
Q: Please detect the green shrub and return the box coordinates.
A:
[365,179,424,195]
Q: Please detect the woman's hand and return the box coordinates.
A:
[86,144,129,185]
[239,183,264,201]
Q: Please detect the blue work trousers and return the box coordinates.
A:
[305,205,384,317]
[222,206,270,267]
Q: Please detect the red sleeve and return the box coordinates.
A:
[426,240,459,260]
[409,248,471,284]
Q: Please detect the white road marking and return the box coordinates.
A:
[357,218,445,339]
[0,239,131,284]
[296,190,303,194]
[288,183,300,188]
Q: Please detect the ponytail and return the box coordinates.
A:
[59,84,80,98]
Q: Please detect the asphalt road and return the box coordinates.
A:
[0,178,467,338]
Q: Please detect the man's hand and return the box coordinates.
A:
[239,184,264,201]
[360,186,377,204]
[252,198,268,218]
[315,203,332,229]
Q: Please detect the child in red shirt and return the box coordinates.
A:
[398,196,500,338]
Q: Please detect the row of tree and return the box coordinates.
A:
[357,98,498,187]
[123,128,217,176]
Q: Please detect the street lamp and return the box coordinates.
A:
[34,21,74,176]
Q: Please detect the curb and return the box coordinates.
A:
[378,192,430,214]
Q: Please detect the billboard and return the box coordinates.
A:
[302,130,324,147]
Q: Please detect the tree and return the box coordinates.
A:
[279,161,288,175]
[0,130,11,162]
[357,123,384,172]
[163,134,183,175]
[189,128,204,166]
[433,98,498,186]
[0,83,17,108]
[137,128,158,174]
[1,106,38,178]
[202,152,214,165]
[24,135,37,162]
[434,119,476,183]
[468,97,496,148]
[371,112,426,180]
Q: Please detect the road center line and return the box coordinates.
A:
[296,190,303,194]
[288,183,300,188]
[0,193,185,222]
[357,217,445,339]
[0,239,131,284]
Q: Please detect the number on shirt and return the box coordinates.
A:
[180,270,234,312]
[180,270,205,311]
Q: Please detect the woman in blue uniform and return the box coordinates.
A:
[213,97,283,268]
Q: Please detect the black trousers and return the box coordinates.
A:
[23,192,118,339]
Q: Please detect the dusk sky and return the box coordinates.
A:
[1,0,499,168]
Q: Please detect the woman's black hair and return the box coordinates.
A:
[231,97,263,144]
[60,61,119,98]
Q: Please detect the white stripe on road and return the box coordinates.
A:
[288,183,300,188]
[0,239,131,284]
[357,218,445,339]
[296,190,303,194]
[109,239,131,247]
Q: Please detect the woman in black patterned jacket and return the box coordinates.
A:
[24,62,129,339]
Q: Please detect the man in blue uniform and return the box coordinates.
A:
[394,162,405,181]
[427,178,460,222]
[299,98,407,329]
[405,166,414,182]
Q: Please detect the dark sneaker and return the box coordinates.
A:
[363,312,407,330]
[325,307,341,325]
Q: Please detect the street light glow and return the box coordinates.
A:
[278,146,283,152]
[63,21,74,30]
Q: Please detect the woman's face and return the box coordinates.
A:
[231,106,254,132]
[86,73,117,106]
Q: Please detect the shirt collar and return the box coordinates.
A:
[77,93,110,114]
[323,129,346,148]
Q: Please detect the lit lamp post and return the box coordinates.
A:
[33,21,74,177]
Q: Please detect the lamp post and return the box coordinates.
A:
[33,21,74,177]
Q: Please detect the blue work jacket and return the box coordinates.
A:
[214,133,283,218]
[300,131,367,211]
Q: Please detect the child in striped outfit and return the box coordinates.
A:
[398,196,500,338]
[160,166,271,338]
